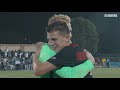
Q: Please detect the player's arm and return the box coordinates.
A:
[33,43,95,77]
[55,49,95,78]
[55,60,94,78]
[33,42,57,76]
[33,58,57,76]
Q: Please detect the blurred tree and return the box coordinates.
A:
[71,17,99,53]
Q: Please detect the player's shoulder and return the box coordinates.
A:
[67,43,80,50]
[69,43,79,48]
[68,43,84,52]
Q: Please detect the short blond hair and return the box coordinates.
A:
[48,14,72,38]
[48,14,71,25]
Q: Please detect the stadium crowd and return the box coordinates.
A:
[0,47,34,70]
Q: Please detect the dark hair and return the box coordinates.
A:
[46,21,70,36]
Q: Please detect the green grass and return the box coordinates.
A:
[0,68,120,78]
[92,68,120,78]
[0,70,36,78]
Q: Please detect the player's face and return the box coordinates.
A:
[47,30,69,52]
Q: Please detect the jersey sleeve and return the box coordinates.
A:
[55,60,94,78]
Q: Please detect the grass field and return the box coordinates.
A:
[0,68,120,78]
[92,68,120,78]
[0,70,36,78]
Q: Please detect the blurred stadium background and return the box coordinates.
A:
[0,12,120,78]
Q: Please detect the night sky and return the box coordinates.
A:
[0,12,120,52]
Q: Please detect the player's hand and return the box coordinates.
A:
[35,41,44,50]
[83,49,95,64]
[34,41,44,60]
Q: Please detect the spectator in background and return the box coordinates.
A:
[102,57,106,68]
[4,47,8,58]
[95,57,101,67]
[106,57,110,68]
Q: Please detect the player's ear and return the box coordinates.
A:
[69,32,72,38]
[65,34,71,40]
[64,35,69,42]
